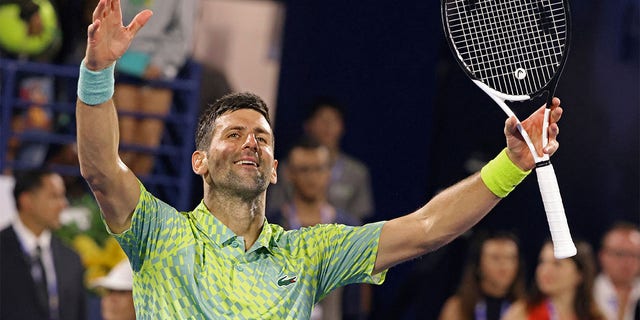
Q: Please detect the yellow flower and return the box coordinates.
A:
[71,234,127,286]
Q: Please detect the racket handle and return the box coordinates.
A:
[535,163,577,259]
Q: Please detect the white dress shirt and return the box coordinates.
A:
[594,273,640,320]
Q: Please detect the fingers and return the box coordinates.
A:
[92,0,106,22]
[87,20,100,40]
[504,115,520,136]
[126,10,153,36]
[544,123,560,154]
[112,0,123,22]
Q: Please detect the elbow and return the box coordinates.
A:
[79,158,122,193]
[419,216,462,253]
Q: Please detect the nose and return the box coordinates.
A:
[242,133,259,152]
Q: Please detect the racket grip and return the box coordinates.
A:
[535,163,577,259]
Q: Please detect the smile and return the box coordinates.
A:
[235,160,259,167]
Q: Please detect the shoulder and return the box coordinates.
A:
[439,296,463,320]
[338,153,370,172]
[0,225,13,237]
[502,300,529,320]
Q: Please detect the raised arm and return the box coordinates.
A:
[76,0,152,233]
[373,98,563,274]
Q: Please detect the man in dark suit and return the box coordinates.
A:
[0,168,86,320]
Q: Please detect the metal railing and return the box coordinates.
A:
[0,58,201,211]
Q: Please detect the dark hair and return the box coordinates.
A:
[13,168,55,211]
[527,240,604,320]
[455,231,526,319]
[287,135,324,156]
[195,92,272,151]
[303,96,346,122]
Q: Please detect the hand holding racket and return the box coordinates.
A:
[441,0,577,258]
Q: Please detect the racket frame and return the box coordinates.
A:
[441,0,577,258]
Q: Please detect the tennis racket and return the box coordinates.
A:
[441,0,577,258]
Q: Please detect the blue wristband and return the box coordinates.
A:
[77,60,115,106]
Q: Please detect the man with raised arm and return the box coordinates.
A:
[76,0,563,318]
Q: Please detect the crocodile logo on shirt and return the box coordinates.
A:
[277,275,297,287]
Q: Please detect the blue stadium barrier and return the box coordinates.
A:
[0,58,201,211]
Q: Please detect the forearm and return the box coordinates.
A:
[76,98,120,187]
[375,149,529,273]
[375,173,499,272]
[77,98,140,232]
[413,173,499,250]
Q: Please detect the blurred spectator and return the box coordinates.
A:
[594,222,640,320]
[269,136,370,320]
[439,231,526,320]
[113,0,195,176]
[503,240,604,320]
[0,168,85,320]
[91,258,136,320]
[268,98,374,223]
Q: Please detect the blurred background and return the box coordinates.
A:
[0,0,637,319]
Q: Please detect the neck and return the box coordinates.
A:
[328,147,339,163]
[204,189,266,250]
[611,276,633,292]
[549,290,576,319]
[480,280,508,298]
[18,213,45,237]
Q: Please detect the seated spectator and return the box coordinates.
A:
[268,98,374,223]
[91,258,136,320]
[594,222,640,320]
[439,231,525,320]
[503,240,604,320]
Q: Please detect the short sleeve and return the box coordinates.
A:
[311,221,388,298]
[108,182,188,271]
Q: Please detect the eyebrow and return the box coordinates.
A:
[223,126,272,137]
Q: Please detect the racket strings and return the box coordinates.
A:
[445,0,567,96]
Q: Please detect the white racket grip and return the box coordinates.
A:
[536,163,577,258]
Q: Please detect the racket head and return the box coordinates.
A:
[441,0,572,103]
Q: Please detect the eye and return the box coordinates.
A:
[228,132,240,139]
[256,136,268,143]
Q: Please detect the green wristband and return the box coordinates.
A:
[480,148,531,198]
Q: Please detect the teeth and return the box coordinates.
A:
[237,160,257,166]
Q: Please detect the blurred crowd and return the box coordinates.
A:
[0,1,638,320]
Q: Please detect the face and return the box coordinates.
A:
[194,109,277,198]
[287,147,331,202]
[101,290,135,320]
[599,229,640,286]
[20,173,68,232]
[479,239,519,293]
[304,106,344,150]
[535,243,582,297]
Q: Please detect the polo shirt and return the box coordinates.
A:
[112,184,387,319]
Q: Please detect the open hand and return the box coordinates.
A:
[84,0,152,71]
[505,97,563,170]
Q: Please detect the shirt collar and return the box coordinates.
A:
[11,216,52,254]
[190,201,279,254]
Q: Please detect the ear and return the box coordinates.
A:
[17,192,33,213]
[192,151,208,175]
[270,159,278,184]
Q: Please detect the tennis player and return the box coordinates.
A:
[76,0,563,318]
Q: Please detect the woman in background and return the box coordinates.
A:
[439,231,526,320]
[503,240,604,320]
